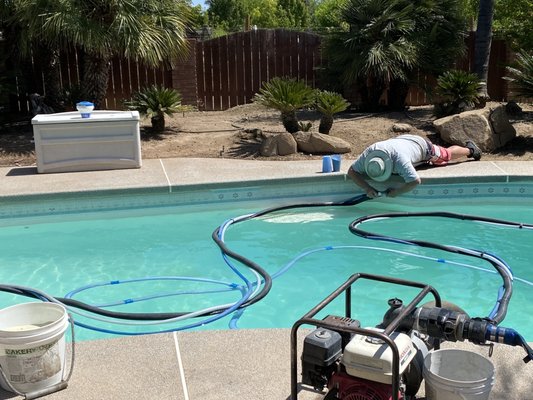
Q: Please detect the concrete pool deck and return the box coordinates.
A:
[0,158,532,400]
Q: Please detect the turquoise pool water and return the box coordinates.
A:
[0,193,531,342]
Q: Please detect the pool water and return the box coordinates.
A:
[0,197,531,341]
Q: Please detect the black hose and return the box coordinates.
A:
[210,195,371,312]
[348,211,532,324]
[2,198,526,326]
[0,195,370,322]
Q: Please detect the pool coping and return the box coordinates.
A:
[1,158,533,199]
[0,158,532,400]
[2,158,533,222]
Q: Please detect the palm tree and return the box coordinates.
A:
[314,90,350,134]
[253,77,315,133]
[12,0,191,109]
[323,0,467,111]
[473,0,495,103]
[504,51,533,99]
[323,0,418,111]
[434,69,481,117]
[125,85,186,133]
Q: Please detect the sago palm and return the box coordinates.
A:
[253,77,315,133]
[434,70,481,117]
[314,91,350,134]
[125,85,184,133]
[504,51,533,99]
[12,0,191,108]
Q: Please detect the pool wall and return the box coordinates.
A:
[1,174,532,221]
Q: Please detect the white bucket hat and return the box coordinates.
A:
[364,149,392,182]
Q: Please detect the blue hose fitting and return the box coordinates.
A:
[485,324,533,363]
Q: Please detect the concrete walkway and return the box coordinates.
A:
[0,158,532,400]
[2,158,533,197]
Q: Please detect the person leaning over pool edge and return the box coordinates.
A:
[348,134,482,198]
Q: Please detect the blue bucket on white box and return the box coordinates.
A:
[0,302,69,394]
[423,349,495,400]
[76,101,94,118]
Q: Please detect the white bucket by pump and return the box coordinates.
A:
[423,349,495,400]
[0,302,69,394]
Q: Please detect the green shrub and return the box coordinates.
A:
[125,85,187,133]
[253,77,315,133]
[314,90,350,134]
[433,70,481,117]
[504,51,533,99]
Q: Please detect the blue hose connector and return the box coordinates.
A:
[485,324,520,346]
[485,324,533,363]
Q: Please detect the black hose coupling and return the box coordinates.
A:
[415,307,469,342]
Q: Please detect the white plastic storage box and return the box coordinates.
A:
[31,110,142,173]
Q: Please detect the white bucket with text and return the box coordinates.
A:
[0,302,69,394]
[423,349,495,400]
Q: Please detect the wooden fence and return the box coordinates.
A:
[1,29,515,117]
[185,30,513,109]
[194,29,321,111]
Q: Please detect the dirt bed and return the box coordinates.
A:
[0,102,531,168]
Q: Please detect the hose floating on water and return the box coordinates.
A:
[0,194,531,336]
[348,211,533,324]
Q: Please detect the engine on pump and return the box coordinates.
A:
[292,273,533,400]
[300,301,430,400]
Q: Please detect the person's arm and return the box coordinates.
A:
[385,178,421,197]
[347,167,380,198]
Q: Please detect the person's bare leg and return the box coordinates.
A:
[447,145,471,160]
[447,141,482,161]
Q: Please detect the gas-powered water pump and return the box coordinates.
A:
[290,273,532,400]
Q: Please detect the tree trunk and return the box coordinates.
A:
[281,110,299,133]
[151,113,166,133]
[359,77,385,112]
[37,45,63,112]
[82,53,111,109]
[473,0,495,104]
[388,79,409,111]
[319,115,333,134]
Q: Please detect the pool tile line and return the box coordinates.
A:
[0,181,532,222]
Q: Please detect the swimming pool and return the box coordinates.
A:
[0,182,531,342]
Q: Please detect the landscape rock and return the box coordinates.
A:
[433,104,516,151]
[259,132,297,156]
[293,131,352,154]
[489,106,517,147]
[392,123,413,133]
[505,101,522,116]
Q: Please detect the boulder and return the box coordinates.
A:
[392,123,413,133]
[259,132,297,156]
[489,106,517,148]
[293,131,352,154]
[433,104,516,151]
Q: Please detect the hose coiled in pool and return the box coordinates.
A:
[0,195,370,327]
[348,211,533,324]
[1,194,531,334]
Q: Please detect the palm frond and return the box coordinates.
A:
[504,51,533,98]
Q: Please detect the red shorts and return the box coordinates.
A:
[430,145,451,165]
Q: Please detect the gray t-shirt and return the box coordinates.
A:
[352,135,429,183]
